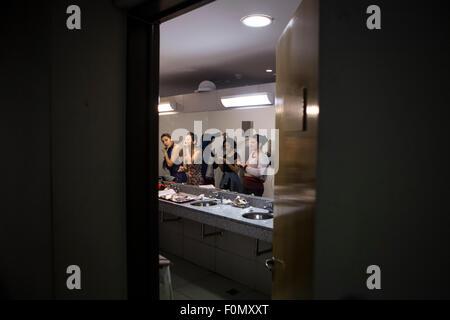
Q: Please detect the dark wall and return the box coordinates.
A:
[0,0,127,299]
[50,0,127,299]
[315,0,450,298]
[0,1,53,299]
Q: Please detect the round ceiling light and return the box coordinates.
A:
[241,14,273,28]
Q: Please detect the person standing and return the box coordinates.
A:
[161,133,187,183]
[219,138,242,192]
[178,132,204,185]
[202,135,218,186]
[241,134,270,197]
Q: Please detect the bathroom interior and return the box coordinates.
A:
[157,0,313,300]
[2,0,447,301]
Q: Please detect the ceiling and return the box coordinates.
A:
[160,0,302,97]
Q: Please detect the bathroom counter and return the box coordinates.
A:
[159,199,273,243]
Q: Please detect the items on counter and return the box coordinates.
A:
[232,196,249,208]
[171,193,197,203]
[158,189,176,199]
[221,198,232,205]
[158,189,198,203]
[158,187,265,208]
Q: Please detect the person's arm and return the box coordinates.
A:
[165,144,183,167]
[244,153,269,178]
[227,154,240,173]
[163,149,174,167]
[244,166,265,177]
[192,148,202,165]
[227,162,240,174]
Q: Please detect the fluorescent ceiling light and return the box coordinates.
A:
[241,14,273,28]
[158,103,174,112]
[159,111,178,116]
[221,93,273,108]
[266,69,273,73]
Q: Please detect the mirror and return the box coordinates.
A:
[159,106,276,199]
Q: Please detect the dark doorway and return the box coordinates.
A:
[123,0,214,300]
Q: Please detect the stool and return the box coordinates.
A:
[159,254,174,300]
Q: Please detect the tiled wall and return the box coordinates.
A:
[159,211,272,295]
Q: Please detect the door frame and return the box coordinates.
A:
[124,0,214,300]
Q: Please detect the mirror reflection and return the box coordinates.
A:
[159,113,275,199]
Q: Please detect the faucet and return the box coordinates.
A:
[212,191,223,204]
[263,201,274,213]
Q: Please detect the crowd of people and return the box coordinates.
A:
[161,132,270,197]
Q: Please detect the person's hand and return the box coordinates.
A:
[178,166,185,172]
[162,148,168,156]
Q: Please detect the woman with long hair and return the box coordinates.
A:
[219,138,242,192]
[178,132,204,185]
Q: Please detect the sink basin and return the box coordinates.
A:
[242,212,273,220]
[243,207,270,214]
[190,199,218,207]
[242,208,273,220]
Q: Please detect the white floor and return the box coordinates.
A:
[161,252,271,300]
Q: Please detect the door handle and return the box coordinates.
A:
[265,257,285,272]
[265,257,275,272]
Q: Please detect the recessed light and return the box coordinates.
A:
[241,14,273,28]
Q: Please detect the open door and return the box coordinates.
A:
[270,0,319,299]
[123,0,213,299]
